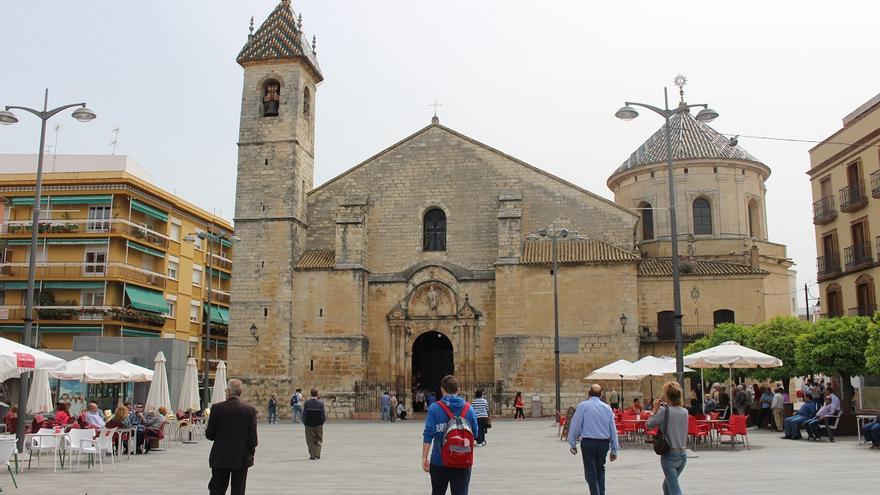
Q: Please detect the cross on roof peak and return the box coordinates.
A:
[673,74,687,103]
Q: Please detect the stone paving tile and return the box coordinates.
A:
[9,419,878,494]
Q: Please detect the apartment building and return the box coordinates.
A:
[809,94,880,317]
[0,154,232,376]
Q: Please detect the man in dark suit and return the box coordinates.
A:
[206,378,258,495]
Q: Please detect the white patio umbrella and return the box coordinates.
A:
[586,359,640,404]
[178,357,200,413]
[0,336,66,381]
[113,360,154,405]
[625,356,694,402]
[25,369,54,414]
[50,356,129,383]
[145,351,172,414]
[210,361,227,407]
[684,341,782,414]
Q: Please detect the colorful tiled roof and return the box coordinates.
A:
[638,258,768,278]
[613,108,762,175]
[521,239,640,265]
[236,0,322,80]
[295,250,335,270]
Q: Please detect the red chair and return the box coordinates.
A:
[688,415,711,449]
[709,412,720,421]
[719,414,749,450]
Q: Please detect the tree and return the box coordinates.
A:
[796,316,870,413]
[685,323,753,385]
[866,320,880,374]
[748,316,810,391]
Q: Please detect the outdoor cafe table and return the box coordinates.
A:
[117,427,137,460]
[621,418,650,446]
[24,431,68,472]
[697,419,727,447]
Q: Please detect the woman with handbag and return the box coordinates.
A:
[646,382,689,495]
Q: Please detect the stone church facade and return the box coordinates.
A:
[229,1,795,418]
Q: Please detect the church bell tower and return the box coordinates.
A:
[229,0,323,404]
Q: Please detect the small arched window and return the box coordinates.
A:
[693,197,712,235]
[303,87,311,116]
[713,309,735,326]
[262,79,281,117]
[826,283,843,317]
[639,202,654,241]
[423,208,446,251]
[748,199,760,238]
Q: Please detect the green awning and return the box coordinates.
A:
[206,305,230,325]
[5,239,39,246]
[0,282,30,289]
[6,238,109,246]
[124,285,167,314]
[213,340,228,348]
[121,328,161,338]
[41,281,104,290]
[10,197,48,206]
[127,240,165,258]
[38,326,103,334]
[0,326,23,333]
[207,268,231,281]
[221,238,232,248]
[130,199,168,222]
[49,195,112,205]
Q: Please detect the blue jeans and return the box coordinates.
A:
[579,438,610,495]
[863,421,880,445]
[292,405,303,424]
[784,415,808,438]
[429,464,471,495]
[381,405,391,422]
[660,452,687,495]
[268,408,277,424]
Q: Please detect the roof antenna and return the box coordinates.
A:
[50,123,61,172]
[109,127,120,155]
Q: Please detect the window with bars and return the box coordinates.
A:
[423,208,447,251]
[692,198,712,235]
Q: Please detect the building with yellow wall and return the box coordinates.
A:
[0,154,233,377]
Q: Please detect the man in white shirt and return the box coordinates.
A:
[83,402,106,429]
[770,387,785,432]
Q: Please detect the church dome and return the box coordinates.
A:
[610,108,764,178]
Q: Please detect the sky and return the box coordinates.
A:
[2,0,879,307]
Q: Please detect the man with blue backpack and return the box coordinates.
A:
[422,375,479,495]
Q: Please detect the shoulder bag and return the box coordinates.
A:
[653,406,671,456]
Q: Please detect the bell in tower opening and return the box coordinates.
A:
[262,80,281,117]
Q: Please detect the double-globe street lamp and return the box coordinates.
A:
[184,230,239,409]
[0,90,96,451]
[614,76,719,387]
[526,227,584,419]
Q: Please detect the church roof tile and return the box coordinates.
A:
[612,109,763,176]
[521,239,640,265]
[295,249,335,270]
[236,0,322,80]
[638,258,768,278]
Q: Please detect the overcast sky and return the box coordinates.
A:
[3,0,879,307]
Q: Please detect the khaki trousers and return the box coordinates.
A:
[772,408,784,431]
[305,425,323,459]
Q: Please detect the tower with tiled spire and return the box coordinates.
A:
[230,0,322,408]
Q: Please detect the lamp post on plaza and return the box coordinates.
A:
[184,229,239,409]
[0,89,97,451]
[526,227,584,419]
[614,74,719,387]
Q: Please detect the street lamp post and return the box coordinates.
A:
[615,75,719,387]
[526,227,584,420]
[0,89,96,451]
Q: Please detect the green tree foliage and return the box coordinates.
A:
[685,323,753,384]
[865,320,880,374]
[748,316,809,382]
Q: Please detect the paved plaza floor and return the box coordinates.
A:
[10,418,878,494]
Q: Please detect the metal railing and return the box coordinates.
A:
[209,289,231,304]
[816,253,841,277]
[0,305,166,327]
[0,262,168,289]
[209,253,233,271]
[840,181,867,211]
[871,170,880,198]
[844,243,873,270]
[639,324,716,342]
[812,196,837,224]
[1,218,170,249]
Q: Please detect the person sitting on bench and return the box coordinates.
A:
[782,393,817,440]
[804,397,836,441]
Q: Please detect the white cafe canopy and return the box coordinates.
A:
[683,341,782,369]
[145,351,172,414]
[26,369,54,414]
[178,357,201,412]
[626,356,694,376]
[112,360,154,382]
[50,356,129,383]
[585,359,639,380]
[0,337,66,382]
[210,361,227,407]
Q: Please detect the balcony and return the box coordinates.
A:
[209,253,233,272]
[0,305,166,327]
[812,196,837,225]
[844,243,874,271]
[816,253,842,280]
[209,289,231,305]
[638,324,715,343]
[840,181,868,213]
[2,218,169,249]
[0,262,167,289]
[871,171,880,198]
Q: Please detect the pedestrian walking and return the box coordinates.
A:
[381,391,392,423]
[291,389,303,424]
[267,393,278,424]
[422,375,478,495]
[568,384,618,495]
[513,391,525,420]
[608,389,620,410]
[390,394,399,423]
[303,389,326,460]
[206,379,258,495]
[472,389,490,446]
[646,381,688,495]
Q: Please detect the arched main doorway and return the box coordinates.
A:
[412,331,454,401]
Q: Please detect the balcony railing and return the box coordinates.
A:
[209,289,231,305]
[844,243,873,270]
[2,218,169,249]
[0,262,167,289]
[816,253,841,278]
[871,171,880,198]
[638,324,715,343]
[0,305,166,327]
[812,196,837,225]
[840,181,868,212]
[209,253,233,271]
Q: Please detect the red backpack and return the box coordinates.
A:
[436,401,475,469]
